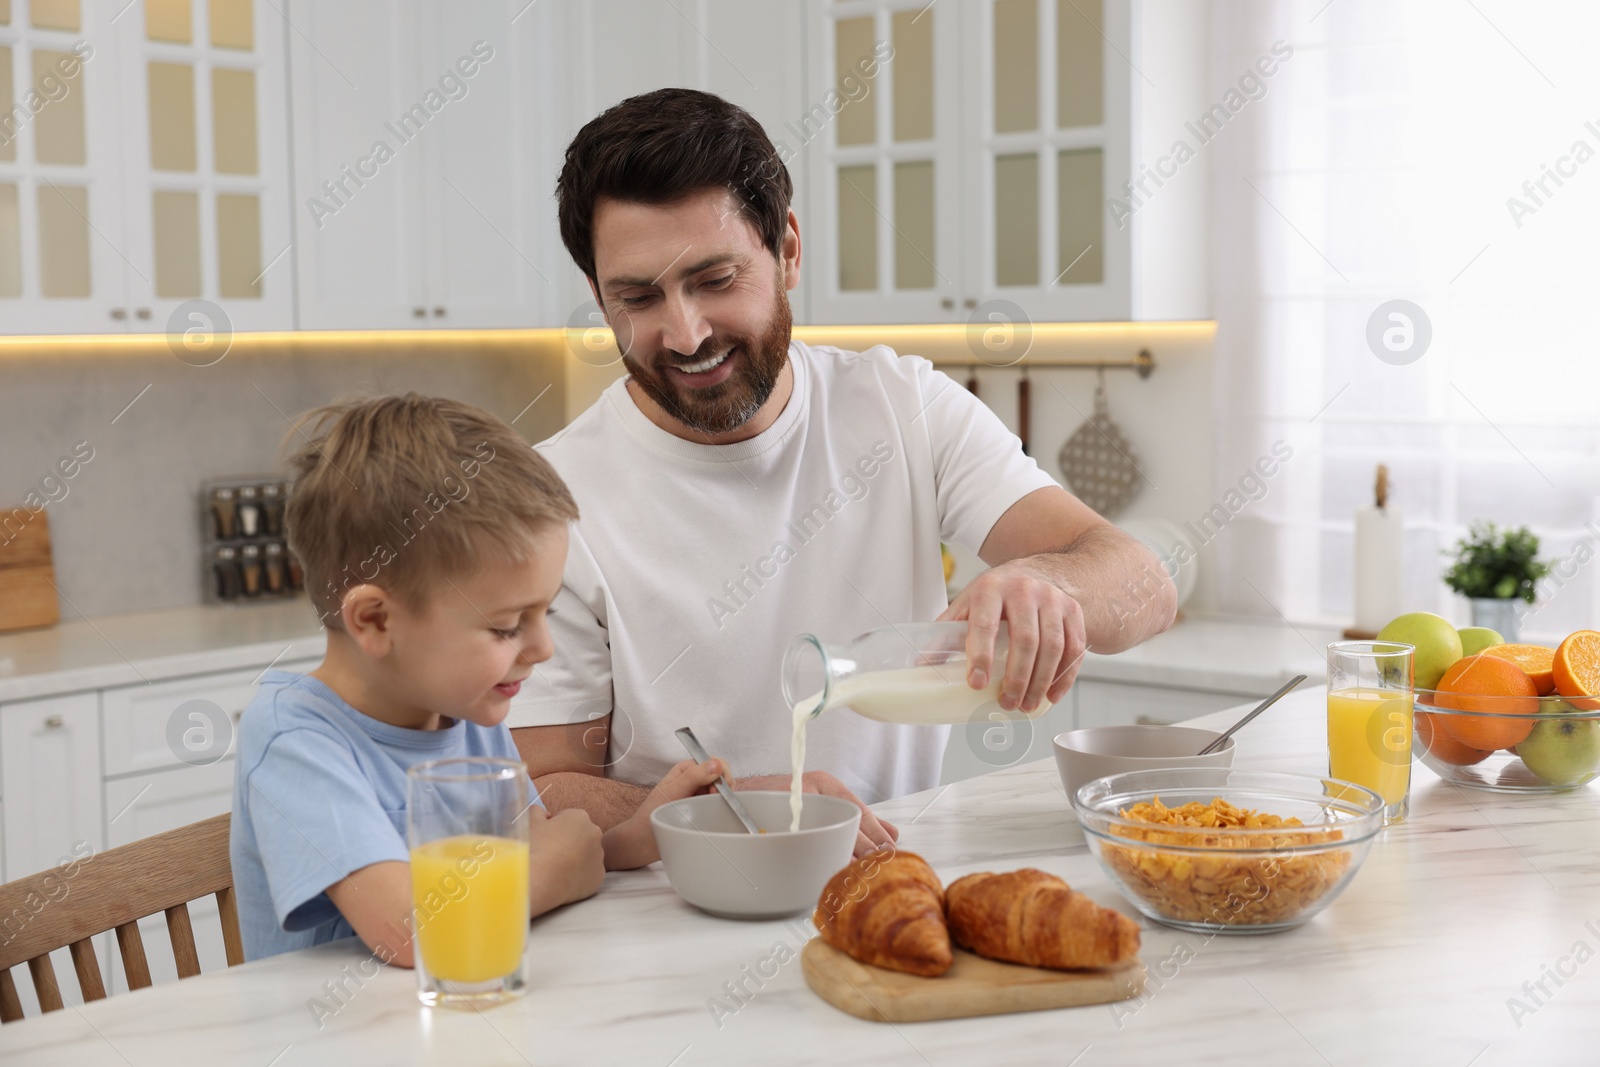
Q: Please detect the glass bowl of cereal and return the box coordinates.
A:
[1073,769,1386,935]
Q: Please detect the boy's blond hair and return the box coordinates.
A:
[282,393,577,630]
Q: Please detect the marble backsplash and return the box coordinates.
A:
[1,334,566,619]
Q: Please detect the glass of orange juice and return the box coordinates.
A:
[406,757,531,1007]
[1327,641,1415,825]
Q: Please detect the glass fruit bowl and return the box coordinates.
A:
[1414,689,1600,793]
[1073,769,1385,935]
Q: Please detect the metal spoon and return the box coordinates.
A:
[674,727,762,834]
[1198,675,1307,755]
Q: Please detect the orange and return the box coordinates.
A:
[1552,630,1600,710]
[1481,644,1556,695]
[1416,710,1492,766]
[1435,654,1539,750]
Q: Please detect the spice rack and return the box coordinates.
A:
[200,475,304,604]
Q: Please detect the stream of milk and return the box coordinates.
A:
[787,666,1006,831]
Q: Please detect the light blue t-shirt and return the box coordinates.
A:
[230,670,532,961]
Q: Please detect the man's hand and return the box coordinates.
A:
[527,806,606,915]
[733,770,899,856]
[939,556,1087,713]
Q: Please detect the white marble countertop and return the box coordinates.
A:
[0,599,325,703]
[0,601,1325,706]
[4,687,1595,1065]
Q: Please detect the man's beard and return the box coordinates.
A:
[621,285,793,437]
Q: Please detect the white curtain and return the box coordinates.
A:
[1208,0,1600,640]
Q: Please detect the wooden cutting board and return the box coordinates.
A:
[801,939,1145,1023]
[0,508,60,632]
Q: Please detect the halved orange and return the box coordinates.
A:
[1435,654,1539,750]
[1416,710,1492,766]
[1480,644,1556,694]
[1552,630,1600,710]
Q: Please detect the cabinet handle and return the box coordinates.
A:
[135,307,152,320]
[413,307,426,318]
[940,298,954,310]
[432,307,446,317]
[110,308,128,320]
[43,714,64,729]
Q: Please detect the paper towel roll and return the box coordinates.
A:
[1354,506,1404,633]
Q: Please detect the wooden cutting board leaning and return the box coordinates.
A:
[801,939,1145,1023]
[0,508,60,632]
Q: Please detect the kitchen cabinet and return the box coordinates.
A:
[0,692,103,885]
[0,692,107,1018]
[552,0,810,322]
[101,666,258,776]
[0,0,293,334]
[938,676,1254,784]
[1073,678,1254,728]
[0,654,318,1009]
[103,759,236,995]
[288,0,560,329]
[803,0,1201,324]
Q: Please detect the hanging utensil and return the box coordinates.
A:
[1017,364,1031,456]
[1057,367,1143,519]
[965,363,980,397]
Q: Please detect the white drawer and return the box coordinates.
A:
[1074,679,1249,729]
[101,659,318,778]
[106,761,236,849]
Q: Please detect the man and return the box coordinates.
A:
[510,89,1175,854]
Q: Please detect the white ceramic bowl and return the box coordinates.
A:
[1053,724,1235,801]
[650,791,861,919]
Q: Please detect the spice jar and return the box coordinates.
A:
[211,487,237,539]
[237,485,262,538]
[261,482,285,536]
[213,546,241,601]
[264,541,287,595]
[239,543,263,597]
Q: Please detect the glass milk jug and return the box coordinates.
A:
[781,621,1012,725]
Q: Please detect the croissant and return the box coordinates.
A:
[945,869,1140,970]
[813,851,953,977]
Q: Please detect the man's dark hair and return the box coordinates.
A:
[557,88,793,282]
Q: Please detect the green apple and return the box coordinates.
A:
[1516,715,1600,787]
[1457,626,1504,658]
[1377,612,1465,690]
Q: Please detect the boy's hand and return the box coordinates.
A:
[602,758,726,870]
[648,757,728,808]
[528,806,605,914]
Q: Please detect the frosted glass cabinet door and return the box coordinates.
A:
[805,0,963,325]
[0,7,130,332]
[960,0,1131,320]
[114,0,294,332]
[803,0,1132,324]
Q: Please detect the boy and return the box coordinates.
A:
[231,394,724,965]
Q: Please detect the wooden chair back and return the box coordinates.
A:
[0,814,244,1023]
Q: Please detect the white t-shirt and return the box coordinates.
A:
[510,341,1057,803]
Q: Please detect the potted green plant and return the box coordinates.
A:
[1442,521,1548,641]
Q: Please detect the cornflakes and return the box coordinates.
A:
[1099,797,1352,926]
